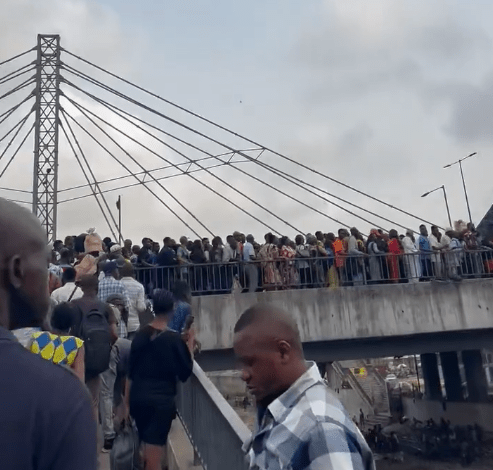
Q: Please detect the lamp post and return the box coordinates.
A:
[421,185,452,228]
[444,152,477,225]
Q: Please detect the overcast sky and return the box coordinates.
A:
[1,0,493,244]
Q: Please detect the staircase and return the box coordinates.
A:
[352,361,391,415]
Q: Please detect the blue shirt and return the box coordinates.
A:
[0,326,97,470]
[168,300,191,333]
[418,235,432,260]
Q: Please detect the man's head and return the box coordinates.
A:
[179,236,188,246]
[246,234,255,243]
[103,261,119,278]
[0,198,51,330]
[295,234,304,245]
[350,227,359,237]
[123,239,132,250]
[110,244,122,256]
[141,237,151,249]
[64,235,74,249]
[419,225,428,237]
[120,262,134,278]
[233,304,305,404]
[77,274,99,297]
[62,267,77,285]
[431,225,440,237]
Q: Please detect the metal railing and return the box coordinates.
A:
[175,361,251,470]
[134,248,493,295]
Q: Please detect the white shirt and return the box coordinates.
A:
[243,242,255,262]
[50,282,83,305]
[402,236,418,254]
[121,276,146,333]
[222,245,237,263]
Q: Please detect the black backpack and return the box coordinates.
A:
[77,304,112,376]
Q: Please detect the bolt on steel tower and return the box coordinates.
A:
[32,34,61,244]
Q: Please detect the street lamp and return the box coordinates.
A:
[421,185,452,227]
[444,152,477,225]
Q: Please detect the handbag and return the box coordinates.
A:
[110,419,140,470]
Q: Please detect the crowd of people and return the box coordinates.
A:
[363,418,486,466]
[49,220,493,298]
[2,197,377,470]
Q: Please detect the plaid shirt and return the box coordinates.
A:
[243,363,375,470]
[98,276,131,338]
[121,277,146,333]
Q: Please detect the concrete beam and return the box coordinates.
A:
[196,328,493,372]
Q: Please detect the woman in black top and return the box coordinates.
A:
[129,289,193,470]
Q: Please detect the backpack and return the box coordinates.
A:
[77,304,112,376]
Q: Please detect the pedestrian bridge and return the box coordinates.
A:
[193,279,493,371]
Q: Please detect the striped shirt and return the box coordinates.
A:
[243,363,375,470]
[121,277,146,333]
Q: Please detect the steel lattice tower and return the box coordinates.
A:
[32,34,61,244]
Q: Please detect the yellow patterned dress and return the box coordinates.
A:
[29,331,84,367]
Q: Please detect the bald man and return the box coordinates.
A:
[0,198,97,470]
[234,304,375,470]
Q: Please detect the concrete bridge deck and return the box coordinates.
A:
[193,279,493,370]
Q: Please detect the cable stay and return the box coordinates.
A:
[61,78,395,231]
[0,109,34,173]
[0,48,35,68]
[61,50,439,228]
[62,89,307,236]
[57,151,251,195]
[64,88,357,231]
[0,119,35,180]
[61,95,215,238]
[60,107,208,239]
[0,63,36,86]
[0,76,36,103]
[59,115,119,240]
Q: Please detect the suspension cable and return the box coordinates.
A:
[61,107,205,239]
[57,151,248,194]
[63,95,215,238]
[0,109,34,168]
[0,120,35,179]
[62,87,302,235]
[0,186,32,194]
[59,113,119,240]
[0,76,35,102]
[0,48,35,68]
[61,53,438,227]
[67,89,355,231]
[62,79,384,230]
[57,160,248,203]
[0,63,35,86]
[0,93,34,130]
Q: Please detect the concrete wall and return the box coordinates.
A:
[193,279,493,353]
[402,396,493,432]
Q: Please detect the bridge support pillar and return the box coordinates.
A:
[462,350,488,402]
[440,351,463,402]
[420,353,442,400]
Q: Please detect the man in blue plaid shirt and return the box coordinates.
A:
[234,304,375,470]
[98,261,130,338]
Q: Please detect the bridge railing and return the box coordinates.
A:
[134,248,493,296]
[175,361,251,470]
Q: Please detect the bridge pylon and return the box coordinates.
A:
[32,34,61,244]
